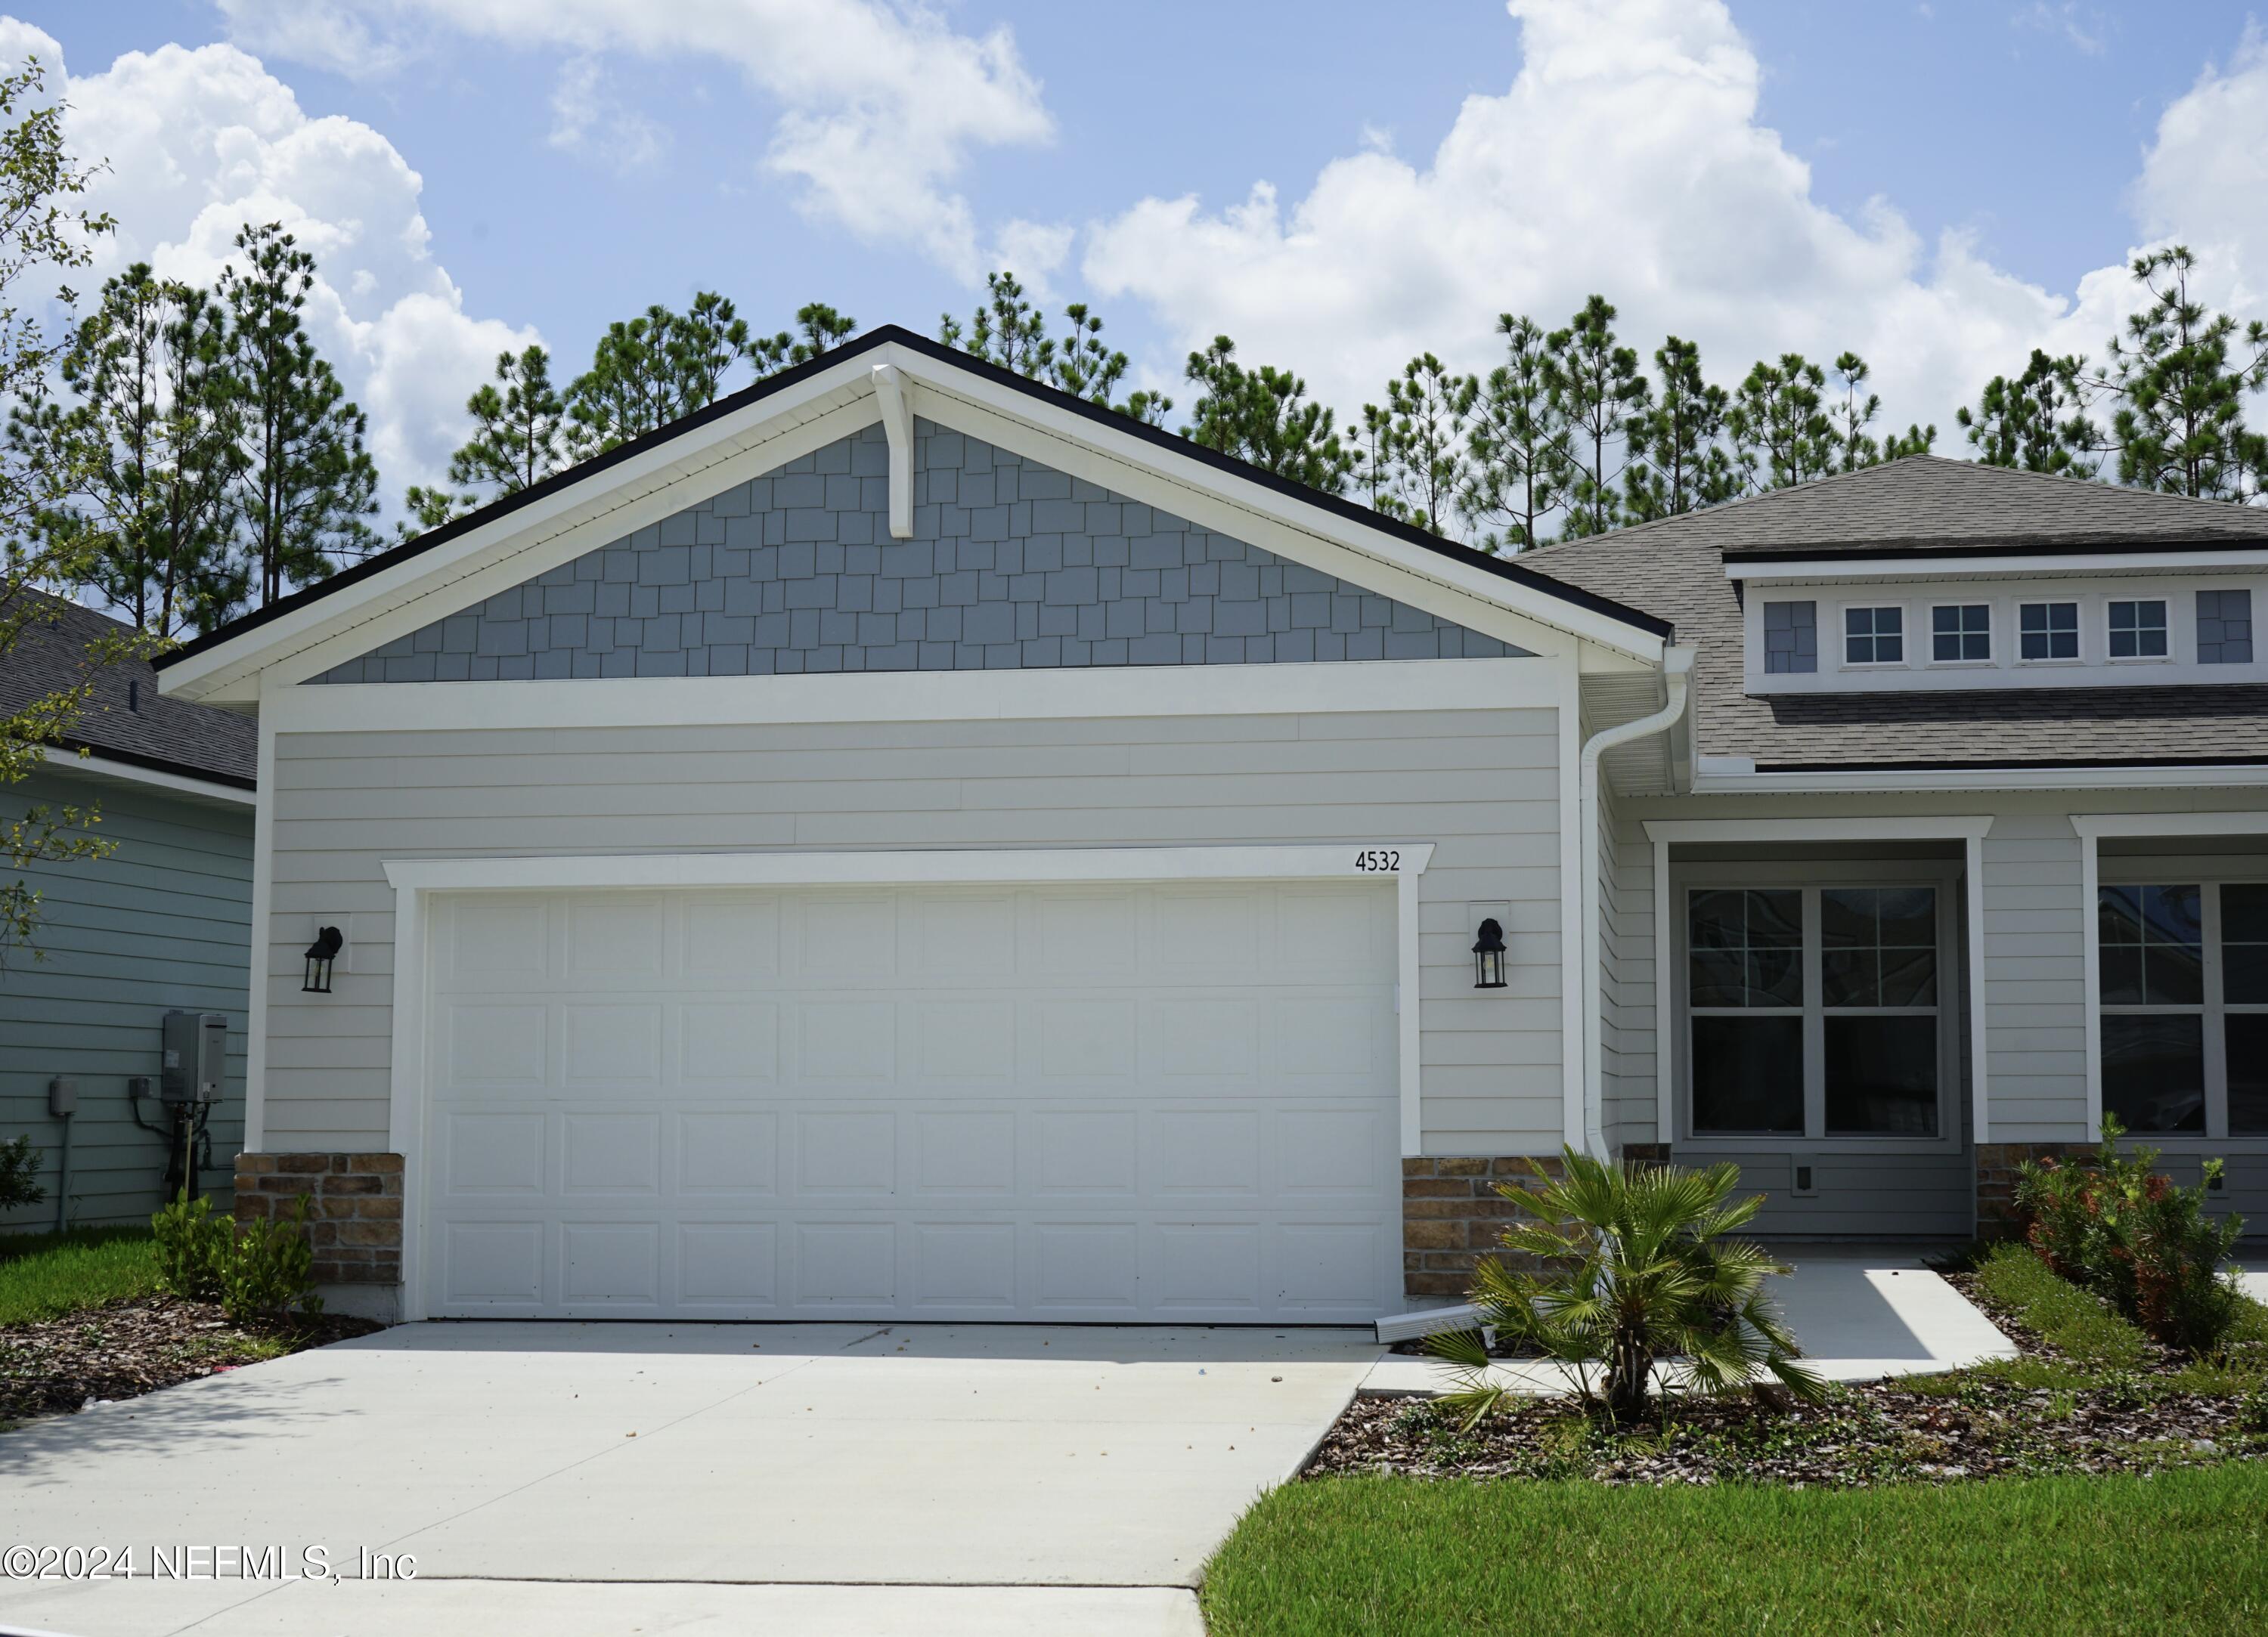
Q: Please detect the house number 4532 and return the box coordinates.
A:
[1352,849,1402,873]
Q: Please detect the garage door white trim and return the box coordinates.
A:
[383,843,1432,1321]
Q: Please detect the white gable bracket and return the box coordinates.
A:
[872,363,916,540]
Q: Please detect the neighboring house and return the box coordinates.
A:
[2,598,255,1231]
[151,327,2263,1326]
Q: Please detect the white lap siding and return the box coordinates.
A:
[261,706,1565,1159]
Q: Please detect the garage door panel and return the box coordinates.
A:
[677,1112,779,1195]
[428,880,1402,1322]
[678,1223,779,1307]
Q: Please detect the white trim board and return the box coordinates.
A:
[1641,815,1995,1148]
[262,655,1556,735]
[1724,548,2268,581]
[380,841,1436,1321]
[40,746,256,807]
[2069,809,2268,1131]
[1695,765,2268,794]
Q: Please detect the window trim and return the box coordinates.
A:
[1838,602,1909,670]
[2016,599,2083,665]
[1928,602,1994,667]
[2105,597,2172,664]
[1672,860,1964,1153]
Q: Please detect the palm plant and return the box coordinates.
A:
[1430,1147,1823,1424]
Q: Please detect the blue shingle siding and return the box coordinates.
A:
[312,420,1525,683]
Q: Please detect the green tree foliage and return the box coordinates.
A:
[1622,335,1734,525]
[449,345,569,500]
[1181,336,1349,492]
[1460,314,1572,550]
[1362,353,1476,537]
[2099,246,2268,502]
[14,265,243,636]
[1550,296,1649,538]
[785,301,857,367]
[218,221,380,602]
[1727,352,1836,492]
[1957,349,2099,476]
[0,57,132,964]
[941,274,1168,424]
[1826,351,1935,471]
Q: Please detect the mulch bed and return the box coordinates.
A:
[0,1295,382,1427]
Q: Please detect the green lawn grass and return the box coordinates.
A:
[0,1227,160,1326]
[1201,1465,2268,1636]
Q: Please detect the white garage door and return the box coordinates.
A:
[423,880,1402,1322]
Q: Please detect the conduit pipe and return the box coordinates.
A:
[1577,646,1695,1158]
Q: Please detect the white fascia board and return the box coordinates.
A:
[1724,547,2268,583]
[2071,812,2268,839]
[383,842,1435,893]
[262,655,1557,735]
[1644,815,1994,843]
[1693,764,2268,794]
[159,357,885,704]
[888,348,1662,664]
[41,746,256,807]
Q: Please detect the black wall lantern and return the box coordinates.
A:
[302,926,344,994]
[1471,918,1507,989]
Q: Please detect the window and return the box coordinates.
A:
[2097,881,2268,1136]
[1844,605,1903,665]
[1931,604,1991,662]
[2108,599,2168,658]
[1687,883,1945,1140]
[2197,590,2254,665]
[2019,601,2079,661]
[1763,601,1817,675]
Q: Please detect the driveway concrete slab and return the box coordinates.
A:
[1361,1249,2016,1395]
[0,1322,1374,1637]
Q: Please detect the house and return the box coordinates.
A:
[150,327,2265,1324]
[2,597,255,1231]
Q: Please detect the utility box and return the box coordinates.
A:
[160,1011,228,1104]
[48,1076,77,1117]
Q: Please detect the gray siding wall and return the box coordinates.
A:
[263,707,1566,1157]
[1,769,250,1231]
[1612,786,2268,1235]
[314,420,1520,683]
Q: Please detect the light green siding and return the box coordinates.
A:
[1,767,252,1231]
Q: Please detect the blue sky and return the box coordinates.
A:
[11,2,2268,512]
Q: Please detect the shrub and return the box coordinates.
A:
[1431,1147,1823,1424]
[0,1134,45,1211]
[2012,1118,2247,1355]
[152,1192,231,1301]
[150,1193,322,1323]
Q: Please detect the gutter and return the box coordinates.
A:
[1577,646,1695,1156]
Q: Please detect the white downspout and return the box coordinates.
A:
[1577,646,1694,1159]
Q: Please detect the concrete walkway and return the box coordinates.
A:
[0,1322,1380,1637]
[1361,1246,2016,1395]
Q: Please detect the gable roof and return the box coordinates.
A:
[155,326,1668,701]
[4,596,256,788]
[1521,457,2268,772]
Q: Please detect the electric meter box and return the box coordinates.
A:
[160,1011,228,1104]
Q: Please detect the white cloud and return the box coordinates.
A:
[547,56,669,173]
[0,21,537,501]
[1082,0,2267,475]
[2014,4,2108,59]
[216,0,1054,279]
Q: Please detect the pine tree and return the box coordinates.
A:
[217,221,379,604]
[1182,336,1349,492]
[1549,296,1648,537]
[2099,246,2268,501]
[1957,349,2099,475]
[787,302,856,364]
[1829,352,1882,471]
[450,345,568,498]
[940,272,1053,376]
[566,306,682,457]
[1727,353,1835,492]
[1371,353,1476,537]
[1622,335,1734,525]
[1461,314,1572,550]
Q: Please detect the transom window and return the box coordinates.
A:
[2099,881,2268,1134]
[1687,883,1944,1140]
[2108,599,2168,658]
[2019,601,2079,661]
[1844,606,1903,665]
[1931,604,1991,662]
